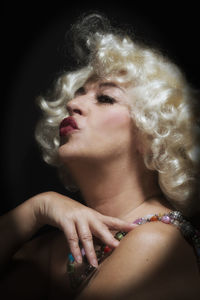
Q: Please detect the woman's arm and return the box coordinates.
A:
[0,191,135,274]
[76,221,200,300]
[0,194,43,274]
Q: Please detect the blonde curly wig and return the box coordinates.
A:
[35,13,200,215]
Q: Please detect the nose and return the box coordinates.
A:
[66,99,83,116]
[66,89,93,116]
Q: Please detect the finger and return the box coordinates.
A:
[63,222,83,264]
[92,222,121,248]
[76,222,98,268]
[102,215,137,232]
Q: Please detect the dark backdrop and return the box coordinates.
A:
[1,1,200,215]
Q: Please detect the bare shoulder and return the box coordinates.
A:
[77,222,200,300]
[122,220,194,259]
[121,221,199,273]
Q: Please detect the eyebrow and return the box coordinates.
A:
[99,82,125,92]
[74,81,125,97]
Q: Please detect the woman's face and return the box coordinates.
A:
[58,78,138,163]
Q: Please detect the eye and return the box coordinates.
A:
[74,86,85,97]
[97,94,116,104]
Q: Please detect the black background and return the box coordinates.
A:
[1,1,200,215]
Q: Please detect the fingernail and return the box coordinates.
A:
[130,223,138,227]
[92,259,98,268]
[113,240,120,247]
[76,255,82,264]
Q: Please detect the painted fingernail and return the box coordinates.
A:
[76,255,82,264]
[81,247,86,256]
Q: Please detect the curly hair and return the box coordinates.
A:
[35,13,200,215]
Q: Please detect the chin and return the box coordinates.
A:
[58,145,87,163]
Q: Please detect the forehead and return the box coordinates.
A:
[84,77,126,92]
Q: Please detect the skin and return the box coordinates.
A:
[1,77,199,299]
[56,78,200,299]
[59,78,164,220]
[0,192,135,299]
[58,78,169,265]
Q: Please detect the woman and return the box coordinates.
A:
[0,13,200,299]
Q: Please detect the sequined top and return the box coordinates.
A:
[67,211,200,293]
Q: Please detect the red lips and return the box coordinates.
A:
[59,117,79,137]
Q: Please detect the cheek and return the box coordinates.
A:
[98,110,136,154]
[101,109,131,131]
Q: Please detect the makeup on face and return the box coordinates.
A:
[74,80,129,107]
[59,80,131,139]
[59,116,79,137]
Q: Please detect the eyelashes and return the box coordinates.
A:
[74,87,116,105]
[96,94,116,105]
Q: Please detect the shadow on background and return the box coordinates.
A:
[1,1,200,215]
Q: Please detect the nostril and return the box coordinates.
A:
[66,104,82,115]
[66,105,73,115]
[74,109,82,115]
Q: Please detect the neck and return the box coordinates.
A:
[64,155,164,220]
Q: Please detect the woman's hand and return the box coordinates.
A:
[33,191,136,268]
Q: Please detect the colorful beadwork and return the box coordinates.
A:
[103,245,112,253]
[67,211,200,291]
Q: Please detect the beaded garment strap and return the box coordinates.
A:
[67,211,200,291]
